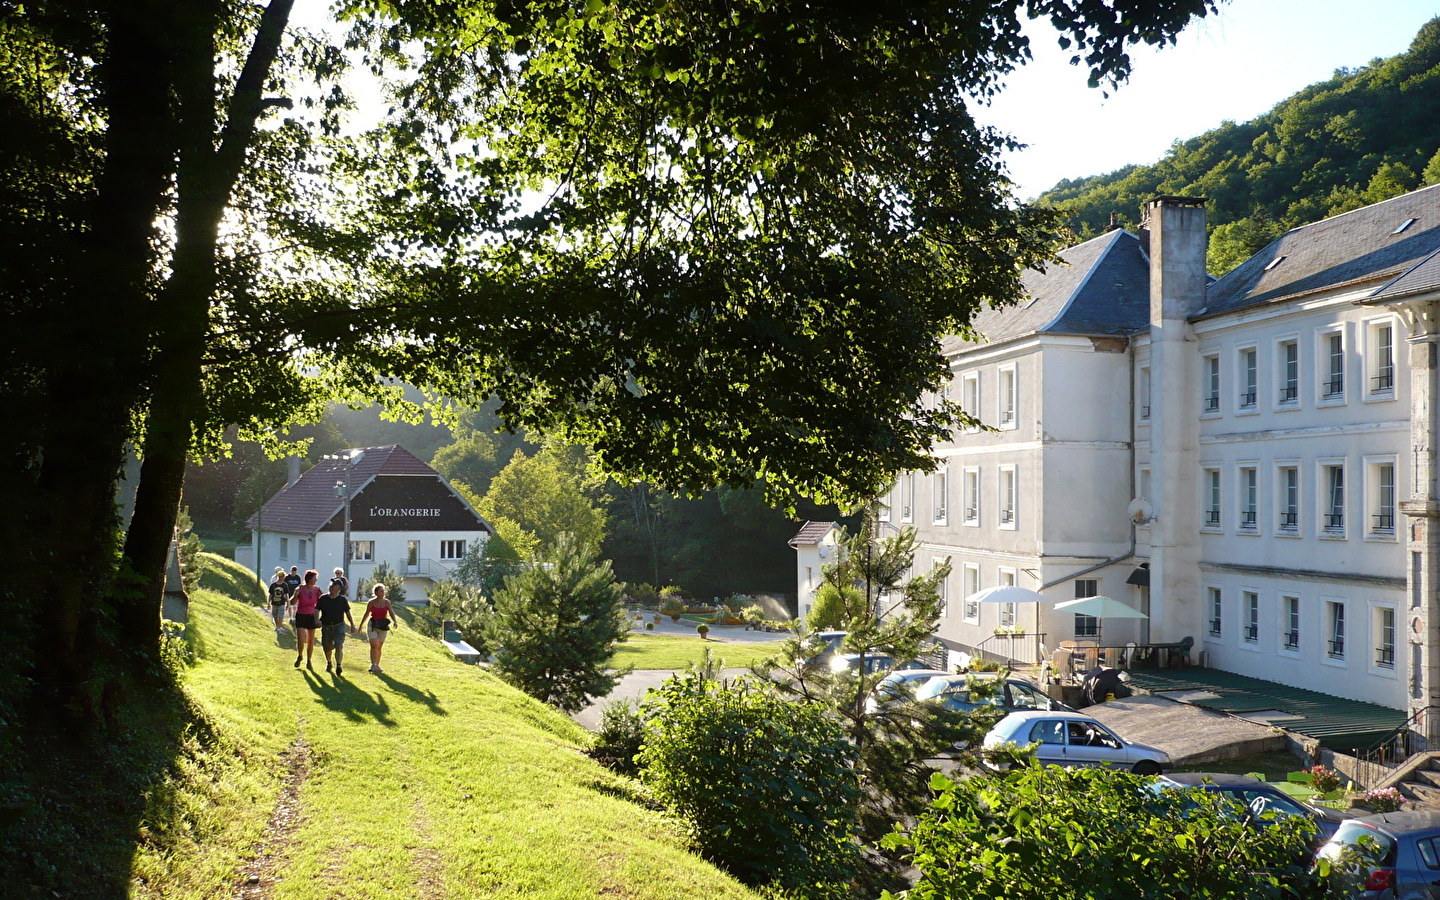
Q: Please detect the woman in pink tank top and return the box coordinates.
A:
[292,570,321,671]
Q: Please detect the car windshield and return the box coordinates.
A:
[1224,788,1307,819]
[916,676,993,702]
[1317,821,1396,868]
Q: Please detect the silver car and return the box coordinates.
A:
[982,710,1173,775]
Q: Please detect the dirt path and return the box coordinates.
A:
[410,797,445,900]
[232,730,312,900]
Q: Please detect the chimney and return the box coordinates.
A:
[286,454,302,489]
[1144,196,1207,643]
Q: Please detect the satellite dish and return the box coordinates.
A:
[818,546,831,559]
[1127,498,1154,526]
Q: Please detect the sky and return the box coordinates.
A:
[982,0,1440,200]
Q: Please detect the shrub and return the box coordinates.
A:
[488,533,630,712]
[894,766,1319,900]
[589,699,647,777]
[696,623,709,639]
[421,579,494,654]
[806,581,866,631]
[659,596,685,616]
[1362,787,1404,812]
[1308,765,1342,794]
[723,593,750,613]
[630,582,661,609]
[645,622,654,630]
[640,674,858,899]
[359,560,406,605]
[741,604,767,625]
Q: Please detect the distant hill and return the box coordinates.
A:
[1037,18,1440,274]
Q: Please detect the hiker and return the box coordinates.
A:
[331,566,349,599]
[284,566,303,603]
[358,583,397,675]
[317,578,356,674]
[292,569,322,670]
[267,568,288,633]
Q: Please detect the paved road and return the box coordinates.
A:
[573,667,756,730]
[624,616,793,643]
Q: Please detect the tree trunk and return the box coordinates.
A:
[24,0,179,707]
[119,0,296,658]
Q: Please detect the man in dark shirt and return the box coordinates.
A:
[267,569,288,633]
[330,567,349,599]
[317,580,356,674]
[284,566,303,600]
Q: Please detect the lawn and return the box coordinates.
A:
[137,559,760,900]
[613,633,784,670]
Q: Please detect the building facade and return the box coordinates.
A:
[237,445,491,602]
[885,185,1440,715]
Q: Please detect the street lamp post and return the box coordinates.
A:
[326,449,364,595]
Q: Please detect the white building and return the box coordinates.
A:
[790,521,844,620]
[873,185,1440,717]
[236,445,491,602]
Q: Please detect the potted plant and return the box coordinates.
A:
[661,596,685,622]
[697,623,710,640]
[645,621,654,631]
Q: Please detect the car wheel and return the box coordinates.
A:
[1132,760,1161,776]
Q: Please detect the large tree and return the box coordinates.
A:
[1,0,1222,719]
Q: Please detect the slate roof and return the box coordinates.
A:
[1204,183,1440,317]
[788,521,838,547]
[942,229,1151,356]
[246,445,438,534]
[1369,245,1440,302]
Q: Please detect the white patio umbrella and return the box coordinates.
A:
[1053,595,1148,646]
[963,585,1048,605]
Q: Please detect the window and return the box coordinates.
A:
[1244,591,1259,643]
[878,483,893,522]
[440,540,465,560]
[1239,466,1258,531]
[1279,340,1299,404]
[406,540,420,568]
[1202,469,1221,527]
[999,568,1017,628]
[1371,462,1396,535]
[901,472,915,523]
[1139,365,1151,420]
[1323,464,1346,533]
[279,537,290,559]
[1239,347,1257,409]
[1327,601,1345,659]
[1074,579,1099,638]
[352,540,374,562]
[933,468,948,523]
[1278,466,1299,532]
[963,468,980,526]
[1376,606,1397,668]
[934,557,949,616]
[962,373,981,429]
[999,366,1017,428]
[298,538,307,561]
[1370,321,1395,394]
[999,466,1017,528]
[1138,467,1151,502]
[1282,595,1300,651]
[1207,587,1222,637]
[963,564,980,623]
[1324,332,1345,398]
[1203,355,1220,412]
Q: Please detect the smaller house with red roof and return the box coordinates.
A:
[788,521,845,620]
[236,445,491,601]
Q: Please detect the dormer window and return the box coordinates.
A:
[1393,218,1417,236]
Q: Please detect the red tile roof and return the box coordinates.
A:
[246,445,439,534]
[788,521,838,547]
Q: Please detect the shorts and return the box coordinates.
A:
[270,602,285,618]
[367,626,389,644]
[321,623,347,651]
[294,612,318,630]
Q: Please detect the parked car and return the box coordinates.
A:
[826,652,929,676]
[915,673,1073,714]
[982,710,1172,775]
[796,630,849,668]
[1314,811,1440,898]
[1156,772,1348,846]
[863,668,951,713]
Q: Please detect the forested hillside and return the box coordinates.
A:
[1038,17,1440,274]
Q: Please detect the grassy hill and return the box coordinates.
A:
[131,554,759,899]
[1037,17,1440,274]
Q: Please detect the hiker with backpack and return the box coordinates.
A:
[267,568,288,633]
[317,577,356,674]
